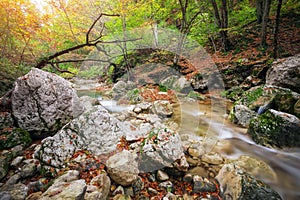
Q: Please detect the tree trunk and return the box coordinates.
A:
[256,0,264,24]
[210,0,230,51]
[220,0,230,51]
[174,0,188,65]
[261,0,271,48]
[273,0,283,58]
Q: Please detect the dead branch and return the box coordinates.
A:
[35,13,120,70]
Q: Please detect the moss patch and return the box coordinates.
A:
[248,110,300,148]
[0,128,32,150]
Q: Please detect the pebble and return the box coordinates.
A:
[157,170,169,181]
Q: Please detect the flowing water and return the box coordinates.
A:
[174,99,300,200]
[77,89,300,200]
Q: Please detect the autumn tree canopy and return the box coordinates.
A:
[0,0,299,77]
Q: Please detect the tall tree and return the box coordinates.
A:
[260,0,272,48]
[210,0,231,51]
[273,0,283,58]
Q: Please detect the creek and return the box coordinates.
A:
[76,89,300,200]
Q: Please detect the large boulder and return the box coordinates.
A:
[35,105,125,167]
[216,163,282,200]
[266,54,300,93]
[137,128,184,172]
[11,68,84,138]
[248,109,300,148]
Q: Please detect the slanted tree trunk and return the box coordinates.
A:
[273,0,283,58]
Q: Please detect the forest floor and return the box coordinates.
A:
[209,12,300,72]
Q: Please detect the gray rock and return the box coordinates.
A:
[248,109,300,148]
[79,96,99,111]
[173,156,189,172]
[11,156,24,168]
[12,68,84,138]
[0,183,29,200]
[193,175,216,193]
[85,173,111,200]
[161,75,191,93]
[138,128,184,172]
[40,170,86,200]
[216,163,282,200]
[158,181,174,192]
[41,179,86,199]
[164,192,177,200]
[4,173,21,186]
[183,174,193,183]
[201,152,224,165]
[0,156,9,180]
[152,100,173,117]
[188,166,209,179]
[266,54,300,93]
[20,161,38,178]
[35,106,125,167]
[229,105,258,127]
[112,81,136,100]
[106,150,139,186]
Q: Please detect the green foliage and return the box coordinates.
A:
[229,1,256,29]
[126,88,141,103]
[159,84,167,92]
[240,86,264,106]
[78,65,104,79]
[222,86,244,101]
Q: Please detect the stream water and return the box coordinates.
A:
[77,89,300,200]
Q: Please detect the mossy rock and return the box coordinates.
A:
[238,173,282,200]
[248,109,300,148]
[0,128,32,150]
[236,86,299,114]
[223,86,244,102]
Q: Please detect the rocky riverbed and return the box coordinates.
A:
[0,54,299,200]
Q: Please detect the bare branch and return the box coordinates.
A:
[49,62,75,74]
[86,13,119,44]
